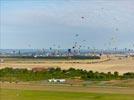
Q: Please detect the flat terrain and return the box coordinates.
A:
[1,56,134,74]
[1,82,134,94]
[1,55,134,100]
[1,89,134,100]
[1,82,134,100]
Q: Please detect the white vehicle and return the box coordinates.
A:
[48,79,66,83]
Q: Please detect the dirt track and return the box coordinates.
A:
[1,82,134,94]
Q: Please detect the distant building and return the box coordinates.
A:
[0,59,4,63]
[32,67,48,72]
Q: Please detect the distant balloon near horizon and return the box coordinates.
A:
[75,34,79,37]
[81,16,84,19]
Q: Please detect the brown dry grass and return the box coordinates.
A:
[1,82,134,94]
[0,56,134,74]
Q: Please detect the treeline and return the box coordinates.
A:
[0,67,134,82]
[0,55,100,60]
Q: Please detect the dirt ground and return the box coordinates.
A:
[1,56,134,74]
[1,82,134,94]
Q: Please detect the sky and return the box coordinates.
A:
[0,0,134,49]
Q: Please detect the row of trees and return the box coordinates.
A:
[0,67,134,82]
[1,55,100,60]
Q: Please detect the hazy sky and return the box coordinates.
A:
[1,0,134,49]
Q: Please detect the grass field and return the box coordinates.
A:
[0,56,134,100]
[1,89,134,100]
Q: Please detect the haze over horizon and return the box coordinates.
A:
[0,0,134,49]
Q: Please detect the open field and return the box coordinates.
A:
[1,89,134,100]
[82,79,134,87]
[1,56,134,74]
[1,82,134,94]
[1,82,134,100]
[1,80,134,100]
[0,56,134,100]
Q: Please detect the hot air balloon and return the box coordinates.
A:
[81,16,84,19]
